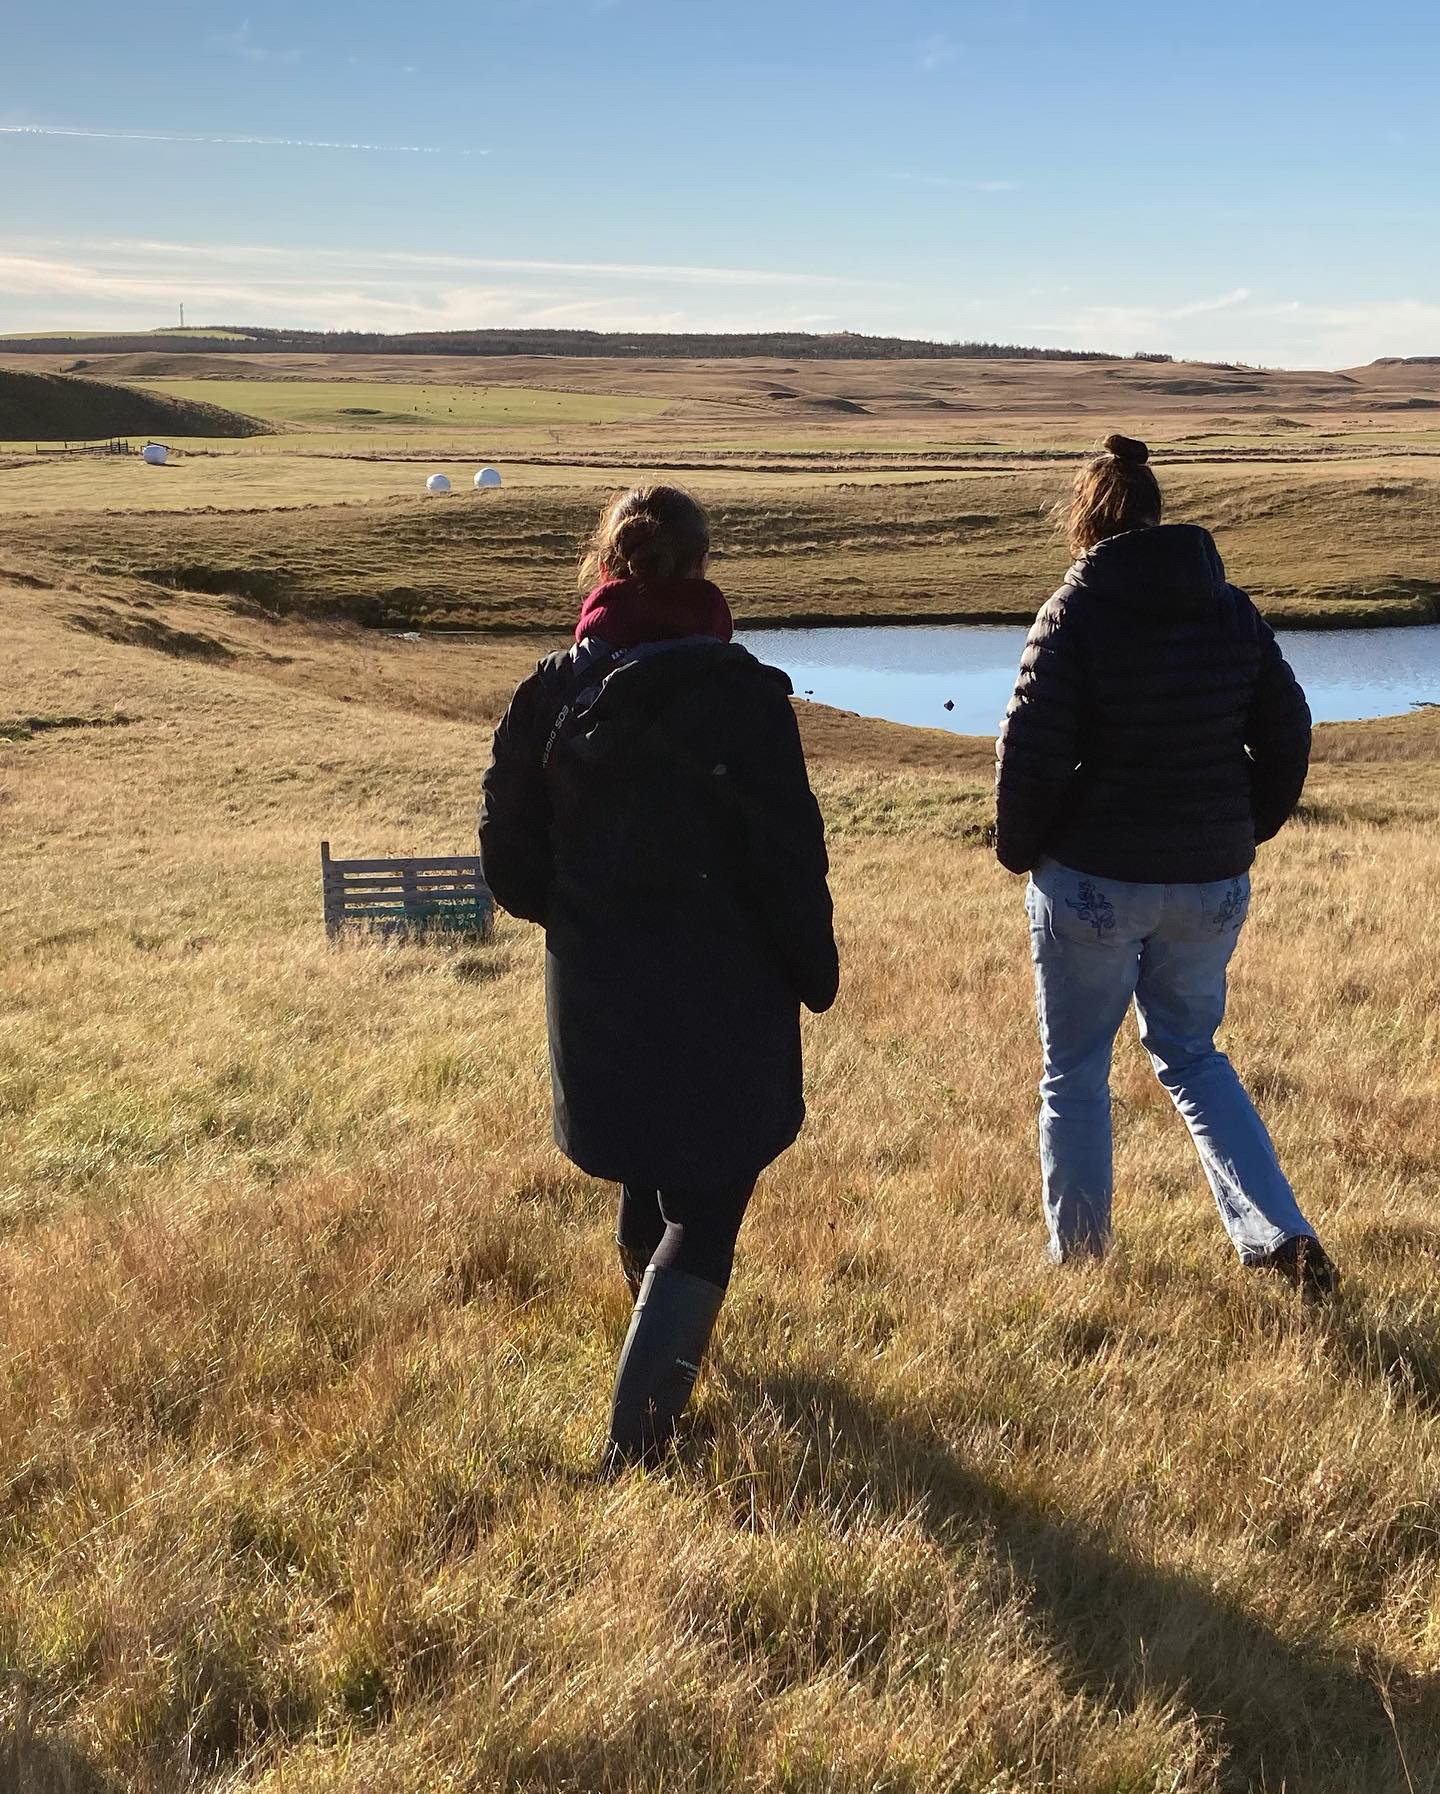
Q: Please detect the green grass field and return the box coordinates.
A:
[128,378,675,432]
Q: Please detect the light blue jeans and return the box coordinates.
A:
[1026,858,1316,1264]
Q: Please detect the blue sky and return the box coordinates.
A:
[3,0,1438,365]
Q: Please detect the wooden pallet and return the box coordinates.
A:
[321,841,495,940]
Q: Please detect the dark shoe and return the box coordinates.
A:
[605,1265,726,1470]
[1255,1235,1340,1302]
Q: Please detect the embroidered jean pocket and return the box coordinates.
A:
[1203,876,1251,936]
[1040,873,1126,948]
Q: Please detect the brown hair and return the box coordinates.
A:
[1059,433,1163,556]
[579,484,711,590]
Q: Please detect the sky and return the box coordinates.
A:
[3,0,1439,366]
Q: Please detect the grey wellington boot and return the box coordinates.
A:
[602,1265,726,1472]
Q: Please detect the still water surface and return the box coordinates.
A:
[734,623,1440,734]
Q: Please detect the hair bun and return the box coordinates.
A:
[614,512,659,550]
[613,510,671,580]
[1102,432,1149,464]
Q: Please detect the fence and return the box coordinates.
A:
[321,842,495,940]
[32,439,131,458]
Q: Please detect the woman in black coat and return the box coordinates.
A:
[479,484,838,1468]
[995,435,1338,1296]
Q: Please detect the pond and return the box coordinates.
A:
[734,622,1440,735]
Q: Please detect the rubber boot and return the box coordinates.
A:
[617,1238,650,1303]
[603,1265,725,1472]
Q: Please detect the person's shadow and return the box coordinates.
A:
[712,1368,1438,1793]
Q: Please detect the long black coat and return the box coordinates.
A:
[995,524,1311,883]
[479,640,838,1189]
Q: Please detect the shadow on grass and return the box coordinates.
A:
[1333,1313,1440,1416]
[730,1370,1438,1794]
[1323,1220,1440,1416]
[0,1714,119,1794]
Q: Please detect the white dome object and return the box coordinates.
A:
[425,472,452,494]
[141,443,168,466]
[474,466,502,489]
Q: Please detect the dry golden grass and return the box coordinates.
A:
[5,350,1440,647]
[6,453,1440,634]
[4,573,1440,1793]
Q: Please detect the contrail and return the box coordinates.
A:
[0,125,481,155]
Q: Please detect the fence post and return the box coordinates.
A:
[320,840,341,939]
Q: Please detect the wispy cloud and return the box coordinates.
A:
[6,236,1433,367]
[0,125,476,156]
[917,34,959,71]
[1031,289,1440,366]
[98,238,885,289]
[0,235,893,337]
[211,20,302,66]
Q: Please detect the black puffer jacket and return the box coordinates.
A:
[479,640,838,1188]
[995,524,1311,882]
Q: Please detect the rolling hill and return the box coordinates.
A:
[0,325,1135,361]
[0,368,271,440]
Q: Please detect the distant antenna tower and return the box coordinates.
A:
[179,302,185,330]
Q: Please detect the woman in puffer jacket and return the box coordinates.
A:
[995,434,1338,1297]
[480,485,839,1468]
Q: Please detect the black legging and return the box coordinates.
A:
[617,1178,757,1290]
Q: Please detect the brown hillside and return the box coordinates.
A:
[0,368,271,440]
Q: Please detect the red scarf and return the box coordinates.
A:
[574,577,733,649]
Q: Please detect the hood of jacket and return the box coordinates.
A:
[556,640,791,770]
[1066,523,1231,620]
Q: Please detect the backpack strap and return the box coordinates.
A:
[540,640,633,770]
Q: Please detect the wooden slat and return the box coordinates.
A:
[336,889,488,904]
[337,904,484,918]
[327,891,483,905]
[328,904,480,918]
[336,898,492,915]
[322,853,484,875]
[338,898,488,913]
[325,871,484,890]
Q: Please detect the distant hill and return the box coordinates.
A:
[0,325,1151,363]
[0,369,270,440]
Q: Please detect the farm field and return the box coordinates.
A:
[4,454,1439,631]
[3,350,1440,632]
[123,377,675,432]
[4,562,1440,1792]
